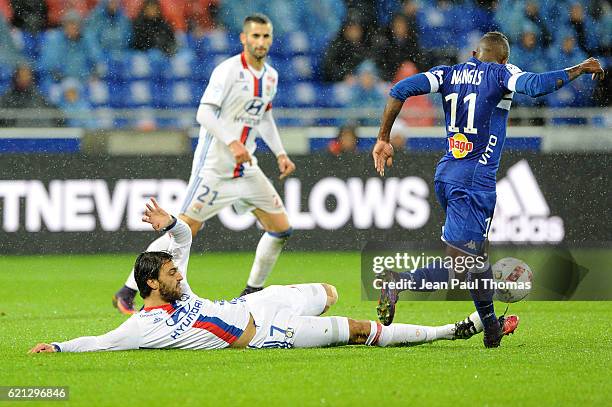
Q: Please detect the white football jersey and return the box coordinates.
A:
[196,53,278,179]
[52,219,251,352]
[53,294,251,352]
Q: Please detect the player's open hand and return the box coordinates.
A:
[229,140,253,166]
[372,140,394,176]
[277,154,296,180]
[142,198,172,231]
[580,57,605,80]
[28,343,56,353]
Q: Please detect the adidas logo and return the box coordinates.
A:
[490,160,564,243]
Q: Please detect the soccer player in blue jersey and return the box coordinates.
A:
[372,31,604,348]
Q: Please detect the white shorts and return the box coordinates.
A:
[181,166,285,222]
[244,284,328,349]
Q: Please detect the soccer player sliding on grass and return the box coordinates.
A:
[372,31,604,348]
[30,199,518,353]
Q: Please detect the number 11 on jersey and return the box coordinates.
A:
[445,92,478,134]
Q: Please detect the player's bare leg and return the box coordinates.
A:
[113,214,202,315]
[239,208,292,296]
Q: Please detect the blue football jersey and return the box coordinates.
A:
[425,57,523,190]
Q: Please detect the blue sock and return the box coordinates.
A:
[468,265,498,331]
[396,264,450,292]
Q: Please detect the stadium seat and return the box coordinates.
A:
[0,79,8,95]
[98,57,124,81]
[0,64,12,83]
[278,31,311,55]
[196,30,241,55]
[267,56,296,82]
[105,80,127,108]
[191,79,206,98]
[164,53,194,80]
[330,83,351,107]
[193,54,231,81]
[124,80,153,108]
[13,30,41,61]
[169,81,197,108]
[546,84,583,108]
[45,82,63,105]
[205,30,230,53]
[288,82,317,107]
[124,53,153,80]
[88,79,110,107]
[291,55,314,80]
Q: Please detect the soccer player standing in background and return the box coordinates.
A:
[372,32,604,347]
[113,13,296,314]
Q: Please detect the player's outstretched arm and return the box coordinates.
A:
[28,343,57,353]
[508,57,604,98]
[28,318,141,353]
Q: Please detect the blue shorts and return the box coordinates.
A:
[434,181,496,255]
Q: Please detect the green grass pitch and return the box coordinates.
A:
[1,252,611,406]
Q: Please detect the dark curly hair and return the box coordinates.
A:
[134,251,173,299]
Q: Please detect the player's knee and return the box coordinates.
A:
[267,227,293,241]
[321,283,338,308]
[347,319,371,345]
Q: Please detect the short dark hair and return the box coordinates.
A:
[243,13,271,27]
[480,31,510,62]
[134,251,173,299]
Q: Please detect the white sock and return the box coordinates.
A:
[466,311,484,332]
[375,322,450,347]
[246,231,290,288]
[292,316,350,348]
[125,233,172,291]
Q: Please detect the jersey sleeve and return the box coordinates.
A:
[166,218,194,294]
[200,64,232,107]
[52,317,141,352]
[257,110,286,157]
[499,63,526,92]
[389,66,447,101]
[500,63,569,97]
[266,69,278,111]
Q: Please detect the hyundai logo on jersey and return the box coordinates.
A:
[244,98,265,115]
[165,303,191,327]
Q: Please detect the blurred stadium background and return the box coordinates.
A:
[0,0,610,252]
[1,3,611,405]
